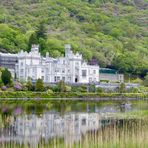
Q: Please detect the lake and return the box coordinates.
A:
[0,99,147,148]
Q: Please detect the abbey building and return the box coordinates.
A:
[0,44,99,84]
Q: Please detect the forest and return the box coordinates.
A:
[0,0,147,77]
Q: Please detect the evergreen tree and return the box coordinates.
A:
[28,33,38,51]
[35,78,44,91]
[36,22,47,40]
[26,79,34,91]
[1,68,11,85]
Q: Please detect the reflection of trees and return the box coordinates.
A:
[51,102,71,116]
[25,105,44,116]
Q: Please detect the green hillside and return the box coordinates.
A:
[0,0,147,77]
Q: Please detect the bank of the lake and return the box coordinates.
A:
[0,91,147,100]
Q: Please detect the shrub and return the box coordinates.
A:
[47,89,53,94]
[132,78,143,84]
[100,80,109,83]
[96,87,103,93]
[71,85,87,92]
[65,85,71,92]
[14,82,23,91]
[128,87,139,93]
[118,83,126,93]
[1,86,7,91]
[57,80,66,92]
[89,84,96,92]
[51,85,60,92]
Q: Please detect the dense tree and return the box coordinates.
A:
[1,69,11,85]
[0,0,147,77]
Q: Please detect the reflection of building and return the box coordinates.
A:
[12,113,102,144]
[0,112,117,145]
[99,68,124,83]
[41,113,100,143]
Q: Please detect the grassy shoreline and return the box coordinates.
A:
[0,91,147,99]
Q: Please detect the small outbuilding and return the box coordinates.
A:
[99,68,124,83]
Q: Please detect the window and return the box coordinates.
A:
[46,68,49,73]
[94,78,96,82]
[62,77,65,81]
[57,76,60,81]
[82,70,87,77]
[54,76,57,82]
[76,62,79,66]
[82,119,86,126]
[89,77,92,82]
[42,69,44,73]
[62,69,65,73]
[55,69,60,73]
[20,69,23,75]
[42,76,44,80]
[33,68,36,73]
[93,70,96,74]
[68,77,71,81]
[21,62,23,66]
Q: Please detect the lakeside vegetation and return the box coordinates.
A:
[0,91,147,99]
[0,0,148,78]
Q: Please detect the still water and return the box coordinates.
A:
[0,100,147,148]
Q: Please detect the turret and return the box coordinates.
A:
[65,44,72,57]
[31,44,39,54]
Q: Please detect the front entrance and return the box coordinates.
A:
[75,77,78,83]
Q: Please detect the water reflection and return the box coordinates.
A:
[0,113,108,144]
[0,101,147,147]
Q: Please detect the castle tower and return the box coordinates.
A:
[65,44,72,57]
[31,44,39,54]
